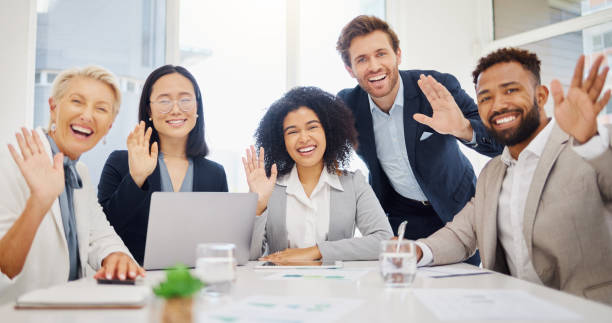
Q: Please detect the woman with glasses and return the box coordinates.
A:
[97,65,228,265]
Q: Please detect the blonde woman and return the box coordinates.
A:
[0,66,143,304]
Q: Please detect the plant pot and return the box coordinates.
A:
[161,297,193,323]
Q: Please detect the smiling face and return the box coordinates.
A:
[345,30,402,103]
[476,61,548,147]
[283,107,326,172]
[149,73,197,144]
[48,76,115,160]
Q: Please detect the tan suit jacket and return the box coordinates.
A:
[422,124,612,305]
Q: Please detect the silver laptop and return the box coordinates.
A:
[143,192,257,270]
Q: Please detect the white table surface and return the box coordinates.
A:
[1,261,611,322]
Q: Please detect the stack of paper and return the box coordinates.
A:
[15,284,150,309]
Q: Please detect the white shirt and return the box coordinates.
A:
[418,121,609,273]
[277,166,343,249]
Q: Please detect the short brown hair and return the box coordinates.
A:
[336,15,400,67]
[472,48,541,86]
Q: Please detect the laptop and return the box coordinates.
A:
[143,192,257,270]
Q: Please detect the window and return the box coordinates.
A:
[34,0,166,186]
[179,0,384,192]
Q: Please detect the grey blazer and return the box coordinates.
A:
[250,170,393,261]
[421,124,612,305]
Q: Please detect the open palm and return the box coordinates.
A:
[414,74,470,138]
[127,121,159,188]
[242,146,277,216]
[553,55,611,144]
[8,128,64,207]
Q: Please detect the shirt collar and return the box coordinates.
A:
[277,165,344,194]
[500,119,555,166]
[368,75,404,114]
[45,133,83,189]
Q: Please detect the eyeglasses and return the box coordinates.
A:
[150,98,196,114]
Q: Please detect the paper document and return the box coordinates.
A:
[413,289,581,320]
[15,284,150,309]
[201,295,363,323]
[417,265,491,278]
[262,268,370,281]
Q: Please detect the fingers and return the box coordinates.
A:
[150,141,159,159]
[53,153,64,172]
[116,256,128,280]
[249,145,257,171]
[94,267,105,279]
[144,125,153,150]
[270,163,278,182]
[583,55,605,91]
[258,147,265,169]
[127,261,138,279]
[30,130,44,155]
[550,79,565,108]
[103,255,118,280]
[430,75,453,101]
[588,66,609,102]
[417,74,439,103]
[245,147,254,173]
[570,55,585,89]
[15,131,32,160]
[413,113,433,127]
[595,89,612,115]
[242,156,251,177]
[7,144,23,167]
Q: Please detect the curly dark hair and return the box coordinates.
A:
[254,86,358,177]
[472,47,541,86]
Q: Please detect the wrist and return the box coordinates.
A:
[311,245,322,260]
[454,118,473,141]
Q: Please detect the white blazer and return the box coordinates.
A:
[0,128,132,304]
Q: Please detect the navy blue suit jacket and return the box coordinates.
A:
[97,150,228,265]
[338,70,502,225]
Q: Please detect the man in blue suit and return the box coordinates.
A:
[336,16,503,265]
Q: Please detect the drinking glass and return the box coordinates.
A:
[379,240,417,288]
[195,243,236,296]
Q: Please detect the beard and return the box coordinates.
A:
[486,98,541,147]
[359,67,400,100]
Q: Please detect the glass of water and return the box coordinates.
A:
[379,240,417,288]
[195,243,236,297]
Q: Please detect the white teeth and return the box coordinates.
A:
[369,74,386,81]
[298,146,315,153]
[495,116,516,125]
[71,125,92,134]
[167,120,185,124]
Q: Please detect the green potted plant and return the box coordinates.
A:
[153,264,205,323]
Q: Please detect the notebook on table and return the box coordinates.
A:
[15,284,149,309]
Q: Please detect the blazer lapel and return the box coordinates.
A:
[328,178,352,241]
[522,125,568,257]
[148,164,162,191]
[401,73,422,166]
[480,159,507,269]
[355,90,377,161]
[72,184,90,276]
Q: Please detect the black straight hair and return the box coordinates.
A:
[137,65,209,157]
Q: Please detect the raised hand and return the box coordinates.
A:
[552,55,611,144]
[7,128,64,209]
[127,121,158,188]
[414,74,473,141]
[242,145,277,216]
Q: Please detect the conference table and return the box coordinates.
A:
[1,261,611,322]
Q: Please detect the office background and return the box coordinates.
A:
[1,0,611,193]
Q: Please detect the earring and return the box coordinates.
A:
[148,117,152,121]
[195,114,199,118]
[49,123,57,133]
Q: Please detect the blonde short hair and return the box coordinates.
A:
[51,66,122,115]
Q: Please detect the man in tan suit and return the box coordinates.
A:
[414,48,612,305]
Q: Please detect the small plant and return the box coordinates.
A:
[153,264,205,299]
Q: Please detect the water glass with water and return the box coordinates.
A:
[195,243,236,296]
[379,240,417,287]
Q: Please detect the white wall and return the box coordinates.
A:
[0,0,37,142]
[386,0,494,174]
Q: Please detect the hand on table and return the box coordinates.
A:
[8,128,65,210]
[415,74,473,141]
[260,246,322,262]
[127,121,158,188]
[242,145,277,216]
[552,55,611,144]
[95,252,145,281]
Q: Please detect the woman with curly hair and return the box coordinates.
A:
[244,87,392,261]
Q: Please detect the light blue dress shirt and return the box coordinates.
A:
[158,152,194,192]
[368,78,428,201]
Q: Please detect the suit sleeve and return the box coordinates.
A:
[249,211,268,260]
[317,171,393,261]
[419,197,478,265]
[581,124,612,202]
[97,151,150,232]
[441,73,503,157]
